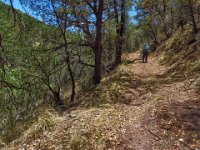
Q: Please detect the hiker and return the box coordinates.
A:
[142,42,150,63]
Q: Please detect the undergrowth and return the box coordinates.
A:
[79,65,132,108]
[164,26,193,51]
[159,25,200,76]
[0,106,62,148]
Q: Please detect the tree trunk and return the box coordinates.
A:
[162,0,169,38]
[170,6,174,34]
[148,23,159,44]
[94,0,103,85]
[188,0,198,32]
[52,91,63,106]
[65,55,76,102]
[114,0,126,66]
[50,0,76,102]
[163,24,170,38]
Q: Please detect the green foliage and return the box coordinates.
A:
[134,0,200,45]
[0,0,135,146]
[1,67,22,85]
[0,1,67,144]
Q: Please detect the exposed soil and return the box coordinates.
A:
[119,52,200,150]
[3,52,200,150]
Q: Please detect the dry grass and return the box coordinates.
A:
[0,107,63,149]
[19,109,63,141]
[164,26,193,51]
[3,51,200,150]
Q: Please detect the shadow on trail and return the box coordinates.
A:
[125,58,142,64]
[78,62,188,109]
[62,65,163,112]
[155,99,200,147]
[77,72,137,107]
[68,54,196,111]
[78,70,160,108]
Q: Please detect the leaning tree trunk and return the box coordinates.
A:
[50,0,76,102]
[65,54,76,102]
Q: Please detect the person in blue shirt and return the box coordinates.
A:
[142,43,150,63]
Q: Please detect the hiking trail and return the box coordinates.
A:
[6,52,200,150]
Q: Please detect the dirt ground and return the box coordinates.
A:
[119,52,200,150]
[4,52,200,150]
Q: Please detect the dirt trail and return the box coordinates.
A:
[119,52,200,150]
[117,52,167,150]
[5,52,200,150]
[127,53,165,77]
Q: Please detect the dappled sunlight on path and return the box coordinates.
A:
[126,52,166,77]
[119,52,200,150]
[5,52,200,150]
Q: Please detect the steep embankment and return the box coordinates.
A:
[0,1,63,145]
[3,51,200,150]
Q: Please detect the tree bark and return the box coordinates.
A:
[114,0,126,66]
[52,91,63,106]
[188,0,198,32]
[51,0,76,102]
[65,54,76,102]
[147,23,159,44]
[94,0,103,84]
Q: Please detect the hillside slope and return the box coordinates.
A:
[3,51,200,150]
[0,1,61,145]
[1,2,200,149]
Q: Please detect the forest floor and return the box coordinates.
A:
[4,52,200,150]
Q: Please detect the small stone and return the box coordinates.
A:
[179,138,184,142]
